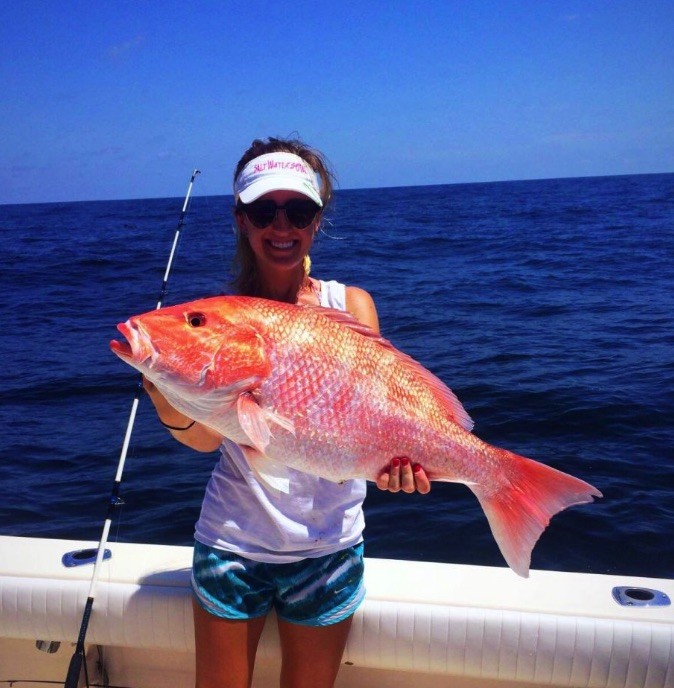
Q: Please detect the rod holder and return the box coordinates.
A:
[612,586,671,607]
[62,547,112,568]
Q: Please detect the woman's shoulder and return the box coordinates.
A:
[344,285,379,332]
[344,284,373,306]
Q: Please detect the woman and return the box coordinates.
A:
[145,137,431,688]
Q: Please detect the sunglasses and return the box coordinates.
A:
[238,198,320,229]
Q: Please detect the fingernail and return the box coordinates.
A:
[401,457,410,467]
[413,463,422,473]
[391,458,401,468]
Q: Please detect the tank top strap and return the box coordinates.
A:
[318,280,347,310]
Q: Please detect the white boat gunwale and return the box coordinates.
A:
[1,535,672,688]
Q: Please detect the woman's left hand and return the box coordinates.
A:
[376,458,431,494]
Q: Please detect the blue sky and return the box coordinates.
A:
[1,1,672,204]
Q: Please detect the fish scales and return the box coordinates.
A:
[261,305,449,478]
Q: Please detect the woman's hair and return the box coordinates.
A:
[231,136,335,297]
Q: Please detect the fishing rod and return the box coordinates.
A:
[64,169,201,688]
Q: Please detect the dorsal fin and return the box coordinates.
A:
[308,305,391,345]
[308,305,474,432]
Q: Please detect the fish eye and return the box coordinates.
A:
[186,312,206,327]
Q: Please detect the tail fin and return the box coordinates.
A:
[468,449,602,577]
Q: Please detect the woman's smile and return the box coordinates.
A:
[262,234,304,258]
[268,238,297,250]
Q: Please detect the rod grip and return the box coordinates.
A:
[64,596,93,686]
[64,650,84,687]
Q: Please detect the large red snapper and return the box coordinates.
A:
[110,295,601,577]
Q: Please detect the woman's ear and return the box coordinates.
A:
[234,210,247,236]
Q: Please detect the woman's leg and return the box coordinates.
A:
[277,615,354,688]
[192,598,267,688]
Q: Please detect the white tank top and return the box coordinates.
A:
[194,280,367,562]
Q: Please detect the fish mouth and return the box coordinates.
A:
[110,320,158,368]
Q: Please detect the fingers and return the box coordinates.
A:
[412,464,431,494]
[400,458,416,493]
[377,458,432,494]
[142,375,156,393]
[375,466,392,491]
[376,457,400,491]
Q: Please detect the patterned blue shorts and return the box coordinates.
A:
[191,541,365,627]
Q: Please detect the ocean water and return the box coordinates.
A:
[1,173,673,579]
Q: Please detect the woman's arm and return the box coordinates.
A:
[345,286,380,333]
[144,378,223,453]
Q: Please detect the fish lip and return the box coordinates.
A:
[109,338,132,359]
[110,320,158,367]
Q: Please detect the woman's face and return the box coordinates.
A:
[237,190,319,273]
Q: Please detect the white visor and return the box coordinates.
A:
[234,152,323,206]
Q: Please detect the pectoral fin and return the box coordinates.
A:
[236,393,295,454]
[237,393,272,454]
[236,392,295,493]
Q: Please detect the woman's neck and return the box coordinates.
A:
[257,269,313,304]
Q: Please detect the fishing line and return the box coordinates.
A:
[317,217,346,241]
[64,169,201,688]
